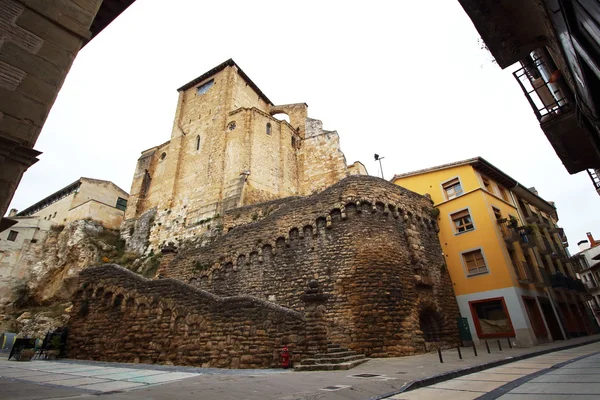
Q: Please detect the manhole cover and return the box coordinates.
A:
[320,385,351,392]
[351,373,383,378]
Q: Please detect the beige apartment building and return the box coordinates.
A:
[0,178,129,300]
[13,177,129,229]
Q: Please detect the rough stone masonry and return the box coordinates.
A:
[68,176,461,367]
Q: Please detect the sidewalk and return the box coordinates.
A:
[0,335,598,399]
[389,341,600,399]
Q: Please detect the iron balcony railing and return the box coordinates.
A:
[513,56,571,122]
[538,237,553,256]
[586,280,598,290]
[498,220,534,247]
[514,261,534,284]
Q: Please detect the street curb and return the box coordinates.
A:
[368,337,600,400]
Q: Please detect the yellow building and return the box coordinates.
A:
[392,157,595,346]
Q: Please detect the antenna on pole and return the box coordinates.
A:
[374,154,385,179]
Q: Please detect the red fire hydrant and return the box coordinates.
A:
[280,346,291,369]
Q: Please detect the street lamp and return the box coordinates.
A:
[374,154,385,179]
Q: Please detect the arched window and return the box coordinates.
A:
[266,123,271,136]
[195,135,201,150]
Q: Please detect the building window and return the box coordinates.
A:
[195,135,201,150]
[116,197,128,211]
[196,79,214,95]
[469,298,515,338]
[7,230,18,241]
[463,249,488,275]
[442,178,463,200]
[53,212,56,218]
[498,186,510,202]
[266,123,271,135]
[160,152,166,160]
[451,209,474,233]
[492,206,502,220]
[227,121,236,131]
[482,176,492,192]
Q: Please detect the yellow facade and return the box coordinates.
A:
[393,164,524,296]
[392,157,594,347]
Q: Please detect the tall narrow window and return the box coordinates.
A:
[7,230,18,241]
[492,206,502,220]
[482,176,492,192]
[442,178,463,200]
[266,123,271,135]
[196,135,201,150]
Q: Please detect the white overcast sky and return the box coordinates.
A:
[8,0,599,254]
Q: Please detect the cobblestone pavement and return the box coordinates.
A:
[0,335,598,399]
[390,341,600,399]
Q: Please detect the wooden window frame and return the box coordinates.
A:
[462,248,489,276]
[451,209,475,234]
[441,176,463,200]
[468,297,516,339]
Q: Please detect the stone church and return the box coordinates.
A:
[121,59,366,253]
[67,60,460,369]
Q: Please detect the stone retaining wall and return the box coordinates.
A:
[67,265,309,368]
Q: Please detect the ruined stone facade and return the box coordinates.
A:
[71,176,460,365]
[121,59,366,253]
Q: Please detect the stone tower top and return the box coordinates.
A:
[122,59,366,253]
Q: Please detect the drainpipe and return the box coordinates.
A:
[530,49,567,107]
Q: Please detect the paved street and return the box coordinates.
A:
[391,342,600,399]
[0,336,598,399]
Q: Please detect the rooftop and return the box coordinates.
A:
[391,157,557,213]
[16,178,128,217]
[177,59,273,106]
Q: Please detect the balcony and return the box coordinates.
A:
[525,214,539,224]
[513,55,600,174]
[550,272,568,289]
[499,220,520,243]
[514,261,535,284]
[537,267,551,287]
[498,220,535,247]
[585,280,598,291]
[538,237,553,256]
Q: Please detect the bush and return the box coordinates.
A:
[12,281,34,309]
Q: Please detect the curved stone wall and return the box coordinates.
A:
[160,176,460,357]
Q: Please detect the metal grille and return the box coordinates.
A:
[513,56,569,121]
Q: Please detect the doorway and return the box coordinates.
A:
[538,297,564,340]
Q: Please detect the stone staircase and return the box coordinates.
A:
[294,344,368,371]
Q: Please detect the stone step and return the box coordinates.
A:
[326,347,350,353]
[297,354,365,365]
[294,358,368,371]
[314,350,357,358]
